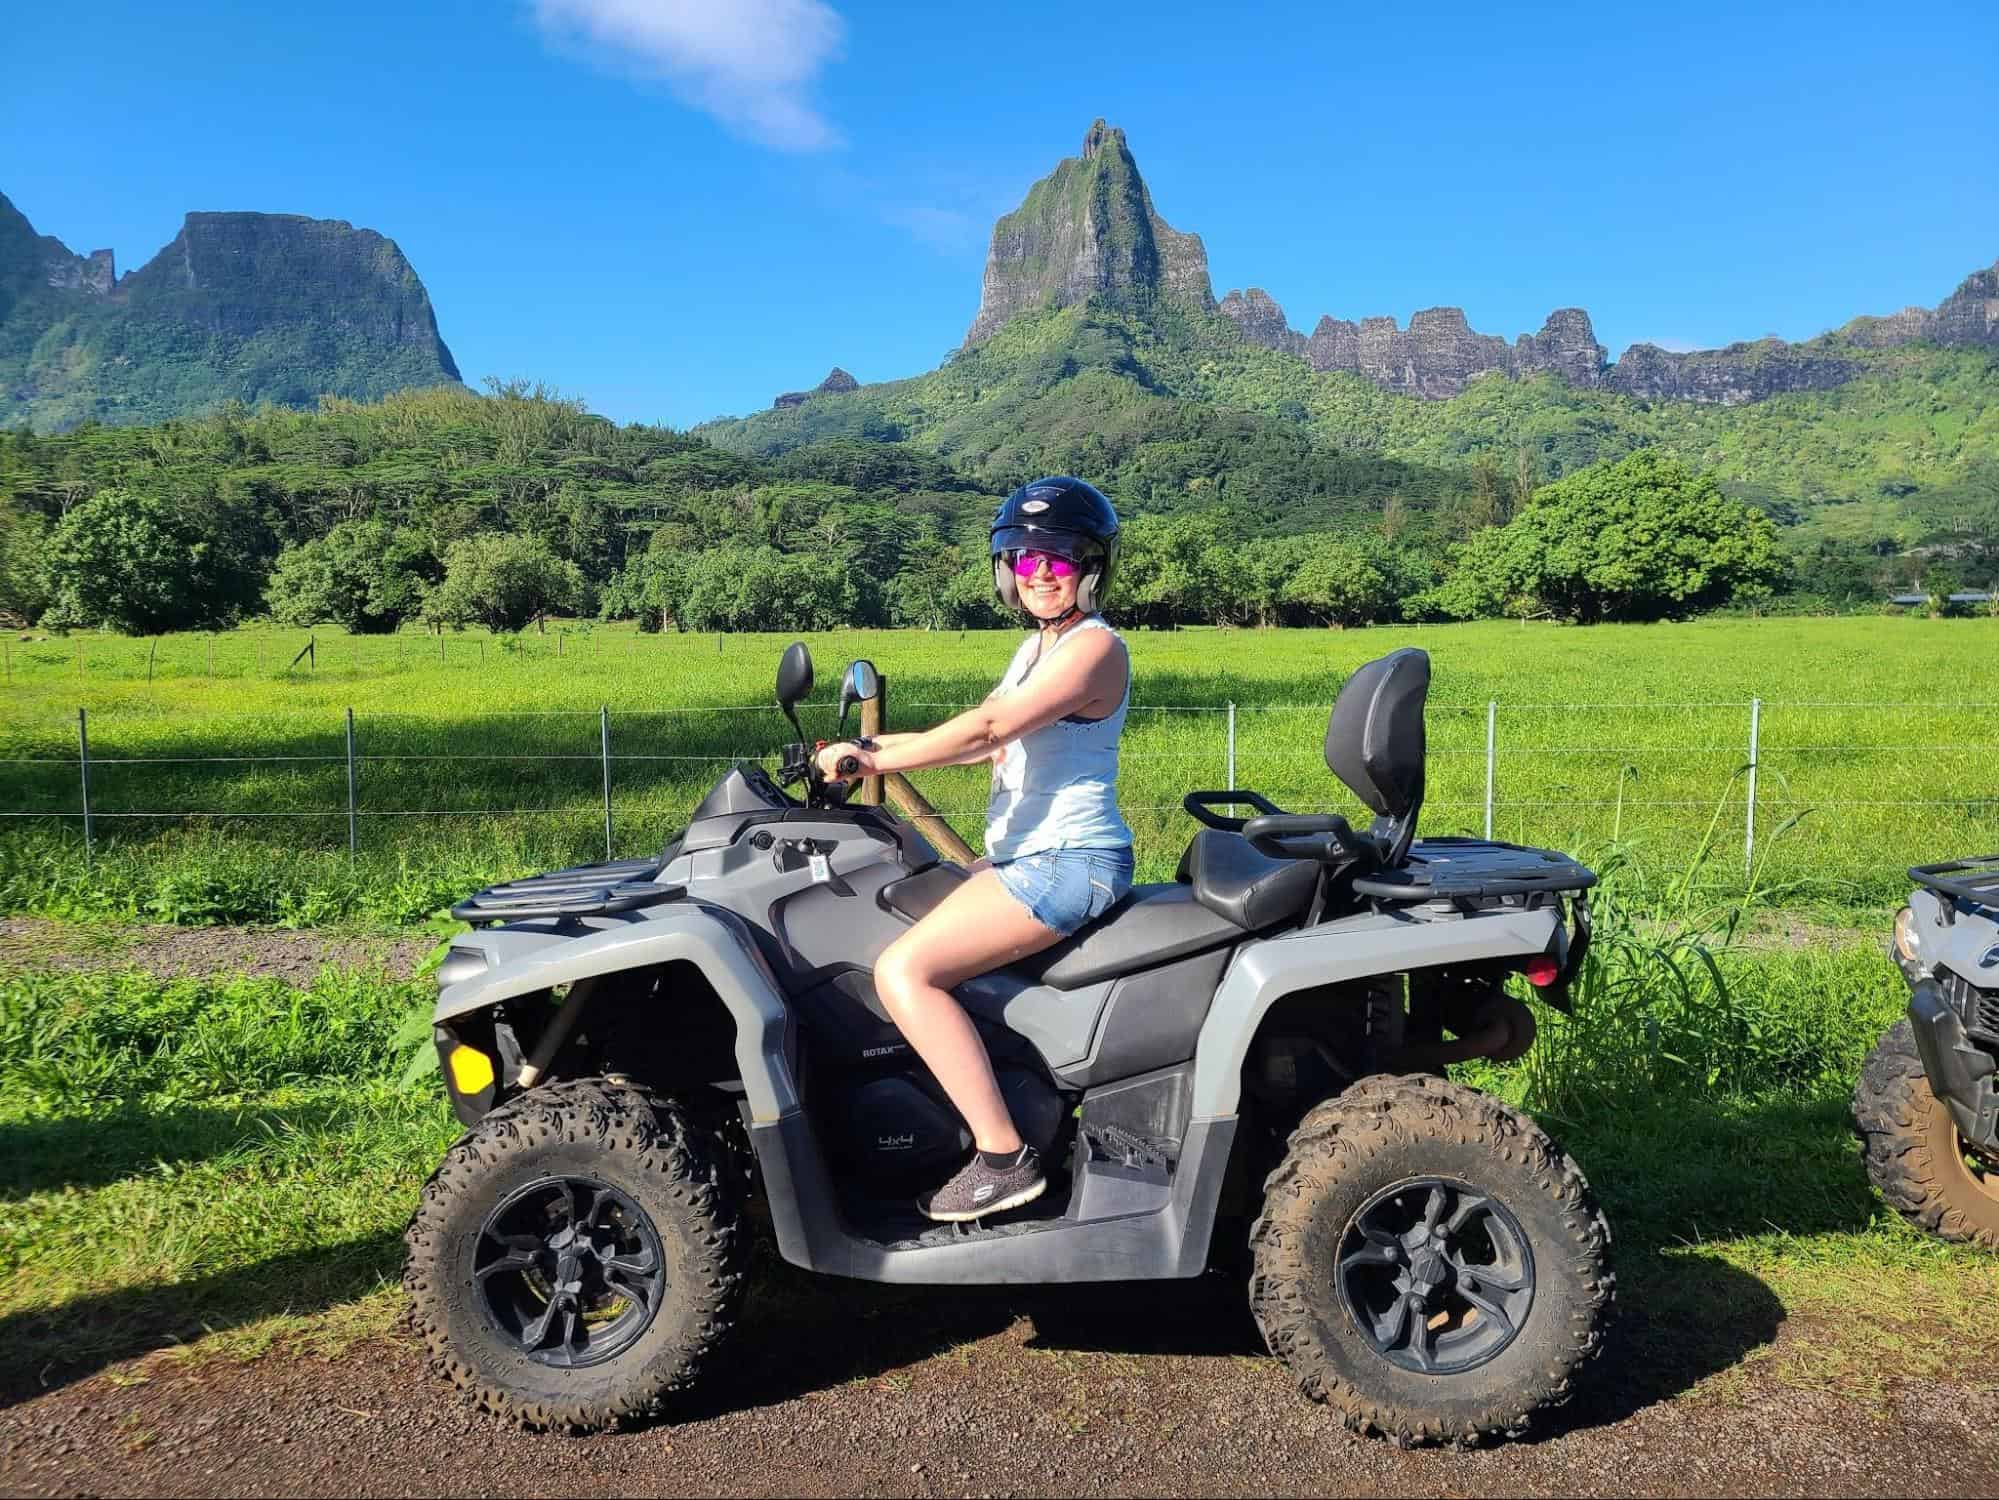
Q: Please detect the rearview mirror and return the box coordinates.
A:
[844,660,880,706]
[836,659,881,736]
[776,642,814,709]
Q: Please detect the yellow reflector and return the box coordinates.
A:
[448,1044,495,1095]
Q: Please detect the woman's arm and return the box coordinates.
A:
[869,631,1124,777]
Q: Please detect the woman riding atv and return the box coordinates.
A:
[815,476,1132,1221]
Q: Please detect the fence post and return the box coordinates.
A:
[1745,697,1761,874]
[600,706,614,860]
[1226,702,1236,790]
[1484,701,1497,840]
[345,707,359,864]
[77,707,92,868]
[858,675,886,807]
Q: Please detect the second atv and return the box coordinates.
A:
[1853,856,1999,1250]
[403,644,1613,1444]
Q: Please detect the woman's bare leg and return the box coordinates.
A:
[873,867,1064,1153]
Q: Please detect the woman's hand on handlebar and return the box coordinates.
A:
[814,742,879,783]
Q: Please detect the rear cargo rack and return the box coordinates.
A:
[1351,837,1598,902]
[452,858,681,924]
[1910,855,1999,915]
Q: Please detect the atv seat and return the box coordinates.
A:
[882,865,1248,990]
[1015,832,1322,989]
[1175,828,1319,930]
[1012,883,1244,989]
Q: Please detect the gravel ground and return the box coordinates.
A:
[1,1274,1995,1500]
[0,917,432,985]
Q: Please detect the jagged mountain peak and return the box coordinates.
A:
[964,121,1214,345]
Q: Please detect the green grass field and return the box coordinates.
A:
[3,615,1998,1403]
[1,616,1996,925]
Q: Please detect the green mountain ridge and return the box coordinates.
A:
[0,192,461,434]
[700,123,1998,552]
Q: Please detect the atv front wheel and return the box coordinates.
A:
[1853,1019,1999,1250]
[1248,1074,1613,1446]
[404,1077,747,1428]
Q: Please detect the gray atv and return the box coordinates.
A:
[403,644,1613,1444]
[1853,857,1999,1250]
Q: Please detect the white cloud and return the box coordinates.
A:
[532,0,846,151]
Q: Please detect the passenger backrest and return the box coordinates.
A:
[1324,647,1429,865]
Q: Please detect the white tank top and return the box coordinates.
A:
[983,616,1133,862]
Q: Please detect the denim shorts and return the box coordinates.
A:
[992,846,1135,936]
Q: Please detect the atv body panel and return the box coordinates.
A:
[1895,869,1999,1152]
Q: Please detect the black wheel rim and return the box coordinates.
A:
[473,1176,666,1368]
[1335,1176,1534,1376]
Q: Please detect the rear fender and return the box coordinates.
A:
[431,905,798,1122]
[1190,904,1563,1117]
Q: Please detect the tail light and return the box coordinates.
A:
[1522,955,1560,987]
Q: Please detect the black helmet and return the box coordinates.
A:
[989,476,1121,615]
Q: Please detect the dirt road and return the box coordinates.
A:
[2,1271,1993,1500]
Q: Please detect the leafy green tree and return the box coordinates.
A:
[265,520,434,632]
[675,545,858,631]
[41,485,267,633]
[1428,449,1784,623]
[423,533,590,632]
[0,498,50,625]
[1281,539,1396,627]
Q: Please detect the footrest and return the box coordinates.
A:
[1069,1126,1174,1223]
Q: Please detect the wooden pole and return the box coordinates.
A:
[147,637,156,682]
[884,773,976,866]
[857,673,884,807]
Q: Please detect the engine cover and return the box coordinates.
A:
[832,1068,1067,1189]
[841,1077,968,1185]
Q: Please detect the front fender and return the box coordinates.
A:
[433,904,799,1122]
[1190,904,1563,1117]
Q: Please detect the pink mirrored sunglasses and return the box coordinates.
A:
[1009,549,1078,579]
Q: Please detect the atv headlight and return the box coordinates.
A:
[1893,906,1922,966]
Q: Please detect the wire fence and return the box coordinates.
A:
[3,699,1997,893]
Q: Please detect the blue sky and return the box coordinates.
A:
[5,0,1994,428]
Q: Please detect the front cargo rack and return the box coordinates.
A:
[452,858,681,924]
[1351,837,1598,902]
[1910,854,1999,915]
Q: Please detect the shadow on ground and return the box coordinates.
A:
[0,1231,403,1408]
[0,1097,366,1199]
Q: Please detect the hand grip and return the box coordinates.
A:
[1241,812,1366,862]
[1182,790,1283,831]
[836,755,860,776]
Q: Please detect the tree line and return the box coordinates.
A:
[0,382,1831,637]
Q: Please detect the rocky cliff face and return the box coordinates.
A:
[965,120,1215,345]
[986,128,1993,407]
[1221,264,1994,404]
[0,191,460,431]
[773,366,860,408]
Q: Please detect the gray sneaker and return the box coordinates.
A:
[918,1147,1046,1223]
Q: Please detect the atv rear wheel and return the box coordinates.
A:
[1853,1019,1999,1250]
[1248,1074,1613,1446]
[404,1077,746,1429]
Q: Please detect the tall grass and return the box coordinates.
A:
[3,617,1995,926]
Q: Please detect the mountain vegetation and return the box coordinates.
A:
[0,122,1992,632]
[0,192,460,434]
